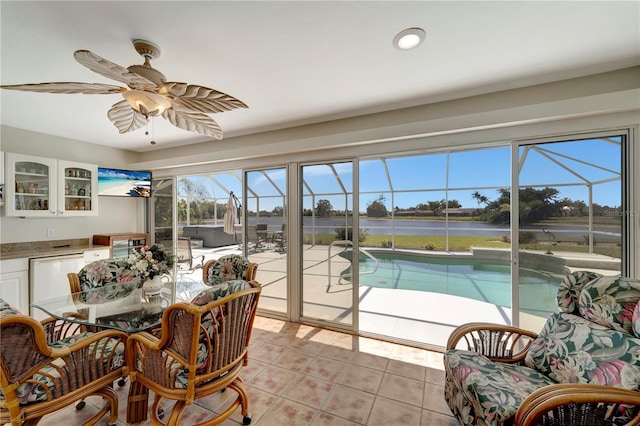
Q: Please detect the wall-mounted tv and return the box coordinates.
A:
[97,167,152,197]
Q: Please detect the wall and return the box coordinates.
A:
[0,126,146,243]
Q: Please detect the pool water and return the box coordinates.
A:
[354,251,563,316]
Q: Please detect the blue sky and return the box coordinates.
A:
[180,137,622,211]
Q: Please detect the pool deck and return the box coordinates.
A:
[179,244,621,350]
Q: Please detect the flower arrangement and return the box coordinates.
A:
[127,244,176,280]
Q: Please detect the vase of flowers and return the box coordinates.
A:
[126,244,176,294]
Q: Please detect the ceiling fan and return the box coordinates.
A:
[0,39,248,142]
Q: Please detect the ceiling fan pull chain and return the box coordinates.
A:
[150,116,157,145]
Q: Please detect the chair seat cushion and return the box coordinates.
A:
[1,332,124,405]
[444,349,556,425]
[525,312,640,390]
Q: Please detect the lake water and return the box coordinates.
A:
[237,217,618,238]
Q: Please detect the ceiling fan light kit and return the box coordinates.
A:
[0,39,247,143]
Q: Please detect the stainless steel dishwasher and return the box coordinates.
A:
[29,253,85,320]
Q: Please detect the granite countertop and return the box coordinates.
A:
[0,238,110,260]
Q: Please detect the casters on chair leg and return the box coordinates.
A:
[117,378,127,387]
[158,408,165,419]
[243,414,252,425]
[75,400,86,410]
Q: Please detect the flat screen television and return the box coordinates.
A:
[97,167,152,197]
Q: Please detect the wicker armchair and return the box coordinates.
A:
[515,383,640,425]
[0,308,127,426]
[444,272,640,426]
[202,254,258,285]
[125,280,261,425]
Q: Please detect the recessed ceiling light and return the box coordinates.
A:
[393,27,426,50]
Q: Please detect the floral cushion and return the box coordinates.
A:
[444,349,556,425]
[556,270,602,314]
[77,258,141,303]
[206,255,251,285]
[524,312,640,390]
[191,280,252,306]
[0,333,124,404]
[0,298,21,316]
[157,280,253,389]
[633,302,640,338]
[578,276,640,334]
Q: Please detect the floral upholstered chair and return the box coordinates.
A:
[0,298,127,426]
[444,271,640,426]
[125,279,261,425]
[68,258,142,303]
[202,254,258,286]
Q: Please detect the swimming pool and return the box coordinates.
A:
[350,250,564,316]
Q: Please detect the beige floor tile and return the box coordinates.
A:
[311,411,362,426]
[255,398,318,426]
[421,409,459,426]
[283,375,335,409]
[422,384,451,415]
[366,396,423,426]
[377,372,424,408]
[250,341,289,363]
[386,358,427,381]
[338,364,384,394]
[273,348,316,372]
[321,384,375,424]
[250,364,302,395]
[304,355,348,382]
[351,351,389,371]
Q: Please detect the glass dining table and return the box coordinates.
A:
[31,279,208,333]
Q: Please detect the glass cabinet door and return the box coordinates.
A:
[5,153,56,217]
[58,160,98,216]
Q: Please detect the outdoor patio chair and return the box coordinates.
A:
[202,254,258,285]
[273,223,286,253]
[175,237,205,271]
[125,280,261,425]
[0,298,127,426]
[246,225,265,252]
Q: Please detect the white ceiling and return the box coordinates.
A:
[1,1,639,153]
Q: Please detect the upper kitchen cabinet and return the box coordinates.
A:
[4,153,98,217]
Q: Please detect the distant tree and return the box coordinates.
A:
[446,199,461,208]
[316,199,333,217]
[472,191,489,206]
[427,200,444,215]
[367,195,389,217]
[480,187,560,225]
[272,206,284,216]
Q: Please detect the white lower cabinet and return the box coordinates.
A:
[0,258,29,313]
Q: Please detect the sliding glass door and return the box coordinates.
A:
[301,161,356,329]
[515,134,623,331]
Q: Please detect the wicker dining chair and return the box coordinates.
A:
[125,280,262,425]
[202,254,258,285]
[0,301,127,426]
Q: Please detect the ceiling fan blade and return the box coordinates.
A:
[159,82,248,114]
[162,108,223,139]
[107,100,147,133]
[74,50,157,91]
[0,82,126,94]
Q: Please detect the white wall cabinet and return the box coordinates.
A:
[0,258,29,313]
[4,153,98,217]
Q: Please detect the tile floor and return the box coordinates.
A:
[35,316,458,425]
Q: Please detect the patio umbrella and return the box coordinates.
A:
[224,197,236,235]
